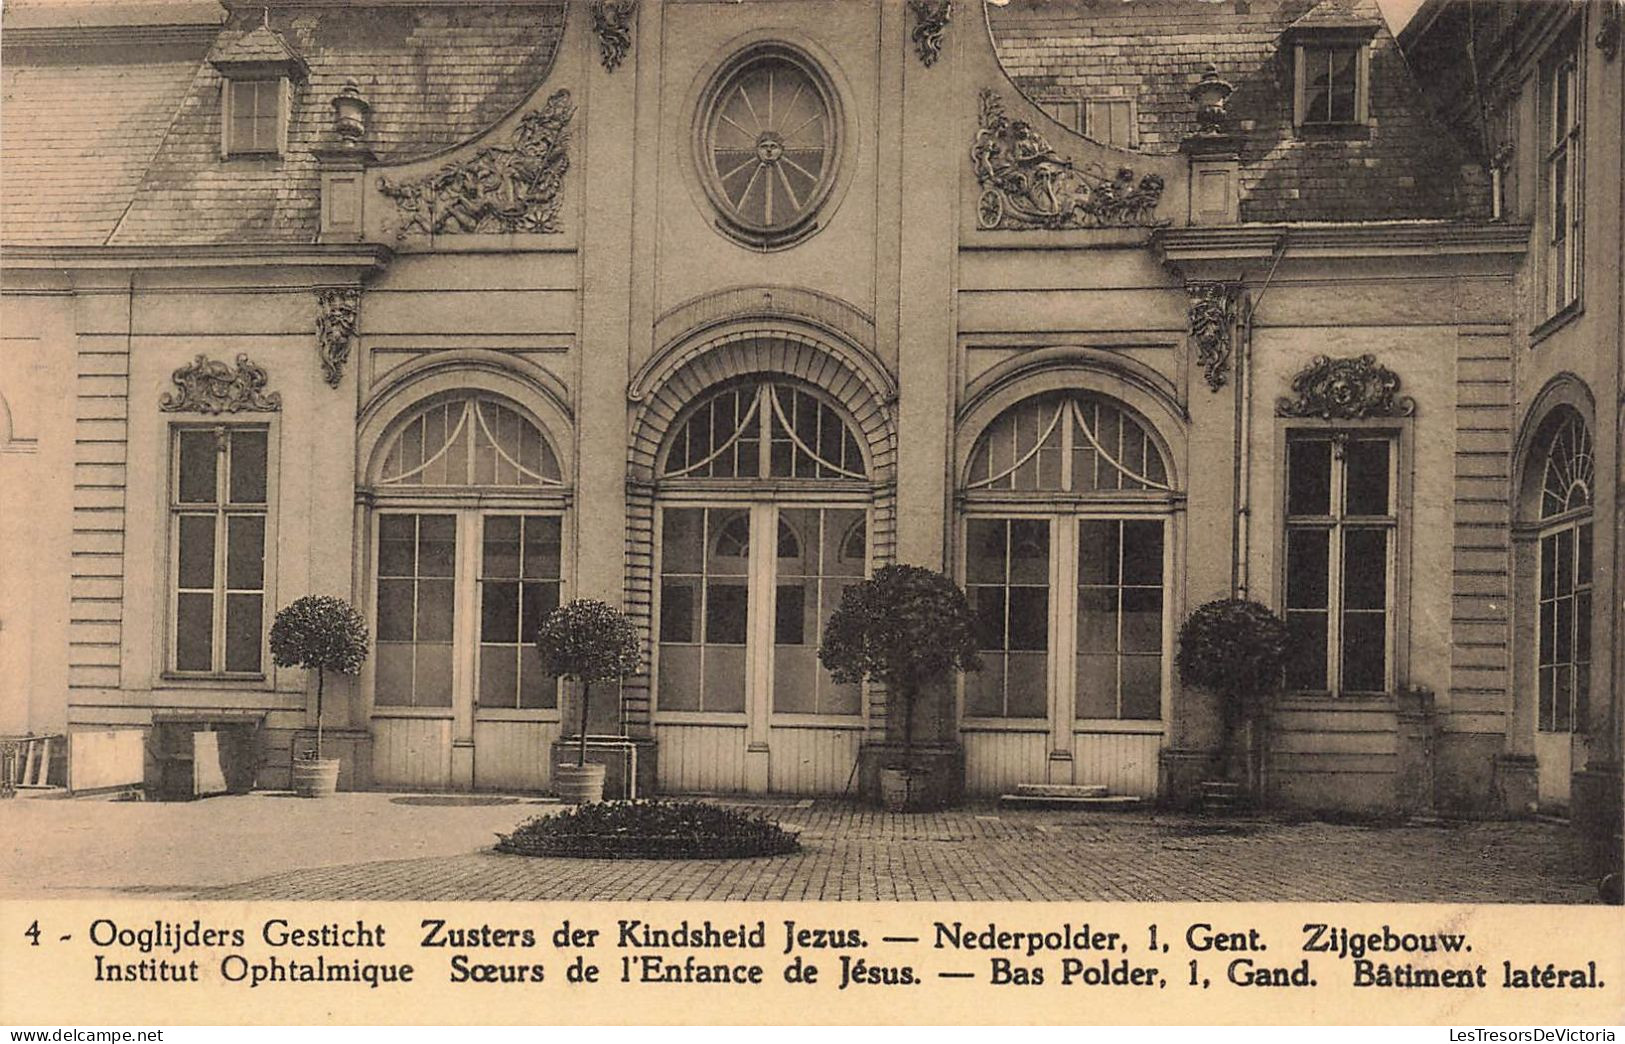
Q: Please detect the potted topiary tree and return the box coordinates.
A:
[819,564,981,812]
[535,598,641,804]
[1175,598,1290,802]
[269,595,370,798]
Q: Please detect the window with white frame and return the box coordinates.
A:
[224,78,286,156]
[370,394,567,714]
[961,392,1174,723]
[170,425,269,675]
[1283,432,1397,695]
[1541,37,1582,318]
[654,379,869,719]
[1293,41,1370,128]
[1535,409,1592,734]
[1036,96,1137,148]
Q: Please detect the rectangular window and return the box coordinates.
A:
[170,426,268,675]
[477,515,562,710]
[1296,44,1366,127]
[1542,44,1581,317]
[657,508,749,714]
[1283,434,1396,695]
[773,507,865,715]
[964,517,1050,719]
[1538,521,1592,732]
[374,514,456,708]
[226,79,283,156]
[1037,97,1136,148]
[1076,519,1164,720]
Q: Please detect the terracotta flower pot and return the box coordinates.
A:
[291,757,341,798]
[555,762,607,804]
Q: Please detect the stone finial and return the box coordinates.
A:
[331,79,370,144]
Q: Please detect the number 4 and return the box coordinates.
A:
[24,920,41,946]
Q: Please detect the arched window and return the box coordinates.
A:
[965,392,1171,493]
[378,395,562,488]
[368,393,567,719]
[1534,408,1592,738]
[655,379,868,721]
[960,391,1174,726]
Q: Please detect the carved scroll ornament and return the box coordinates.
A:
[592,0,636,72]
[909,0,952,67]
[315,288,360,388]
[377,89,574,238]
[1189,283,1241,392]
[1275,354,1416,420]
[972,90,1165,230]
[159,354,282,414]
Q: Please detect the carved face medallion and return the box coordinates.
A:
[755,131,785,164]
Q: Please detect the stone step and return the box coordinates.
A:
[1012,783,1109,799]
[998,793,1143,811]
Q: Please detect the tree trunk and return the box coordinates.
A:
[576,678,590,767]
[315,668,325,760]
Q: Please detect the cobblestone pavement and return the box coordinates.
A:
[190,800,1601,903]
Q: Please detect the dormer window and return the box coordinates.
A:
[208,12,308,160]
[1283,0,1380,131]
[225,79,287,156]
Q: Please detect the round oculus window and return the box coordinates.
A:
[701,48,839,244]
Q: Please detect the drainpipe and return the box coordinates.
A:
[1233,234,1289,601]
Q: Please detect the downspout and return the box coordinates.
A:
[1233,234,1289,601]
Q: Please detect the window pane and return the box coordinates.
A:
[1007,587,1048,651]
[1341,611,1386,692]
[773,645,818,713]
[706,583,749,644]
[660,580,697,643]
[521,581,559,646]
[965,655,1006,717]
[481,581,520,644]
[1075,653,1116,718]
[1009,519,1049,584]
[374,644,413,706]
[418,515,456,577]
[661,509,704,574]
[224,593,262,672]
[176,592,213,671]
[1554,528,1574,595]
[416,579,454,642]
[1554,596,1573,662]
[775,581,808,646]
[1552,665,1571,731]
[971,586,1006,650]
[1121,521,1163,586]
[657,645,700,710]
[1538,666,1555,731]
[378,516,416,576]
[1078,520,1117,584]
[1343,439,1390,516]
[1285,528,1329,608]
[482,516,521,577]
[1577,523,1592,584]
[523,516,562,579]
[1006,652,1047,717]
[519,644,557,709]
[479,647,518,709]
[1342,528,1388,610]
[1076,586,1116,654]
[229,430,268,504]
[1121,587,1162,653]
[966,519,1008,584]
[226,515,264,590]
[177,515,216,589]
[376,580,414,642]
[703,646,746,712]
[178,430,218,503]
[1120,655,1162,719]
[414,644,454,707]
[1288,439,1332,515]
[710,513,750,574]
[1575,590,1592,662]
[1285,610,1328,690]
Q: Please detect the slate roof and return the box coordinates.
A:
[988,0,1490,222]
[208,18,307,72]
[2,2,568,247]
[1,41,209,246]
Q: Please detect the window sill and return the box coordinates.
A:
[1294,122,1371,141]
[475,708,561,723]
[1072,720,1164,734]
[959,718,1048,733]
[160,672,268,686]
[1276,693,1397,711]
[651,713,748,727]
[370,706,455,719]
[769,715,866,730]
[1531,300,1583,346]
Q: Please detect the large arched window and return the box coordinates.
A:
[369,393,567,715]
[655,379,868,719]
[1535,408,1592,737]
[961,392,1174,725]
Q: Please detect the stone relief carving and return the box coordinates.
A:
[315,288,360,388]
[909,0,952,67]
[1189,283,1242,392]
[159,354,283,414]
[1275,354,1416,420]
[592,0,637,72]
[972,90,1166,230]
[377,89,574,238]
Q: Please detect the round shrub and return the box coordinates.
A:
[495,800,800,860]
[1176,597,1289,714]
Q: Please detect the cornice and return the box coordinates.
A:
[1154,223,1530,264]
[1,25,221,49]
[0,243,393,273]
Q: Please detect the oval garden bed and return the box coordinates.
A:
[495,800,801,860]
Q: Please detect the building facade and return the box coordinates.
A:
[0,0,1609,856]
[1401,0,1623,879]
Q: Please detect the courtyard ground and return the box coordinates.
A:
[0,791,1601,903]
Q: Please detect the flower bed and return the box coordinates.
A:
[495,800,801,860]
